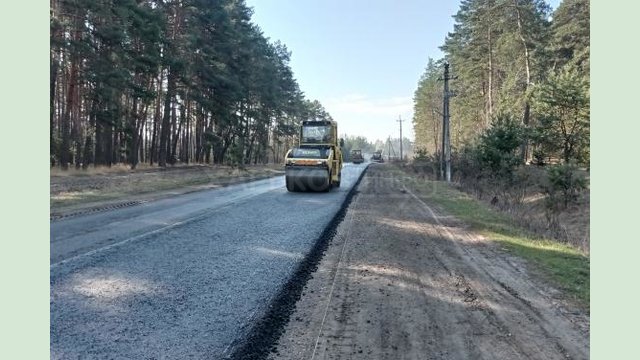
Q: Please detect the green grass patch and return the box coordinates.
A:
[394,166,589,307]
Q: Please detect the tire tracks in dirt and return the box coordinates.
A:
[404,184,588,359]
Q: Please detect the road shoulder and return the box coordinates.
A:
[50,164,283,220]
[270,164,589,360]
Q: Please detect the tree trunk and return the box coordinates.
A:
[182,100,191,163]
[169,97,182,164]
[138,105,148,165]
[93,97,104,166]
[130,96,140,169]
[513,0,532,162]
[74,139,82,169]
[60,55,78,170]
[150,76,162,165]
[82,135,93,170]
[50,59,58,166]
[195,109,202,163]
[105,122,113,167]
[487,25,494,127]
[158,69,176,167]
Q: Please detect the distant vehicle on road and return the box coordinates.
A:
[350,149,364,164]
[371,151,384,163]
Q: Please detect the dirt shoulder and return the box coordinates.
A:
[270,164,589,360]
[50,164,283,219]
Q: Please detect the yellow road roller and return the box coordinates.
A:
[284,120,343,192]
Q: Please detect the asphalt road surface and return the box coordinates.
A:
[50,162,368,359]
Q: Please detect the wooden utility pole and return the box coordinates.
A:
[397,115,404,161]
[432,108,445,180]
[444,63,451,182]
[440,63,456,183]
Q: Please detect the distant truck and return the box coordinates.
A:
[350,149,364,164]
[371,150,384,163]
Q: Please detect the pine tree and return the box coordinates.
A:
[413,58,444,154]
[550,0,590,72]
[532,68,589,164]
[49,0,333,169]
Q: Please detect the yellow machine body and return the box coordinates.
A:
[284,120,343,192]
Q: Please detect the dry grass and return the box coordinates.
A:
[50,164,283,212]
[50,163,137,177]
[488,167,590,253]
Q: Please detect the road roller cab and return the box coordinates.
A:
[285,120,343,192]
[371,150,384,163]
[350,149,364,164]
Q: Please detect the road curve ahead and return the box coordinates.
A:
[50,163,368,359]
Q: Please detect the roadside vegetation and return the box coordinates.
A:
[412,0,590,252]
[411,114,589,252]
[402,0,590,308]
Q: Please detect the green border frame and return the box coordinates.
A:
[1,1,49,359]
[591,0,639,358]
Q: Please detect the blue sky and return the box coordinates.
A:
[246,0,561,143]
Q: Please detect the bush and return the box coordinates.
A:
[477,114,524,182]
[532,149,546,166]
[226,143,245,167]
[410,149,439,179]
[542,162,587,211]
[413,148,431,161]
[454,114,524,189]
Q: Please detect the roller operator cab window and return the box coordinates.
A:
[302,125,334,144]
